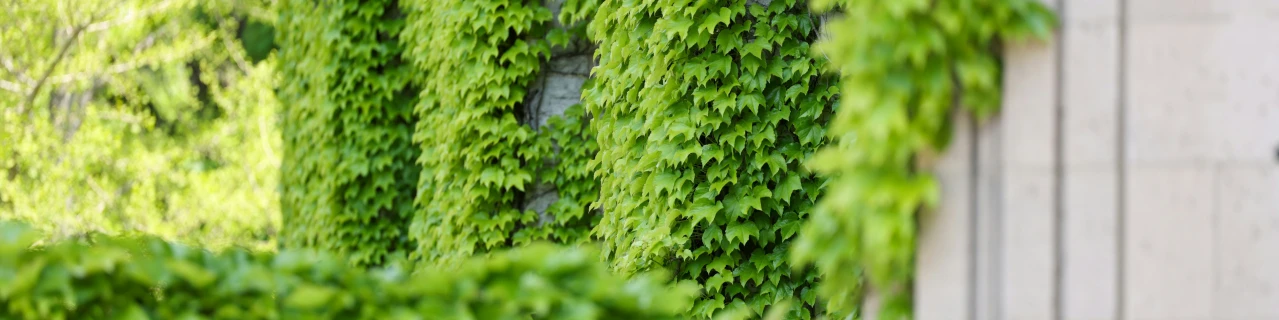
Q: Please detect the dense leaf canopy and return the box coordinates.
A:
[1,0,1056,318]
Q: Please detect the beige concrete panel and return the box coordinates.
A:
[1062,169,1119,320]
[997,25,1059,320]
[1060,1,1121,319]
[1065,0,1122,22]
[1063,5,1120,167]
[1001,39,1059,170]
[973,119,1003,320]
[916,115,976,320]
[1124,164,1215,320]
[1126,0,1279,23]
[1128,18,1279,165]
[1000,168,1058,320]
[1212,165,1279,319]
[1125,22,1224,165]
[1196,18,1279,163]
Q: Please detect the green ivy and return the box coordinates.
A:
[0,221,697,319]
[791,0,1056,318]
[396,0,606,272]
[534,104,603,244]
[277,0,420,266]
[582,0,836,317]
[401,0,584,265]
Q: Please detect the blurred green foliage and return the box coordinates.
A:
[0,0,281,251]
[1,0,1059,318]
[0,221,698,319]
[793,0,1056,318]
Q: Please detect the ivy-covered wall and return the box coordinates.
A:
[273,0,1058,318]
[279,0,603,268]
[278,0,840,317]
[277,0,420,266]
[400,0,601,266]
[581,0,835,317]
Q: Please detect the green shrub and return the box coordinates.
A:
[0,221,696,320]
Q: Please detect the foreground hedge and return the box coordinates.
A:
[0,222,696,319]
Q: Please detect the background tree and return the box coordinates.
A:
[0,0,282,251]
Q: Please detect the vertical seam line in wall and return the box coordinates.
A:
[968,115,980,320]
[1115,0,1129,318]
[1052,0,1068,319]
[993,73,1006,320]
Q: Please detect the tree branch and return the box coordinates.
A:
[0,55,34,85]
[78,0,177,33]
[0,79,21,93]
[218,16,251,73]
[46,39,211,85]
[19,24,88,116]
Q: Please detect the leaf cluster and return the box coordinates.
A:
[792,0,1057,318]
[580,0,837,317]
[276,0,420,266]
[533,104,604,244]
[400,0,600,266]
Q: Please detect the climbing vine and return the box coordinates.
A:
[791,0,1056,318]
[277,0,420,266]
[583,0,835,317]
[403,0,601,265]
[533,104,603,243]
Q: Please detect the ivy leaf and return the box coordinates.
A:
[708,57,732,78]
[701,144,726,165]
[712,93,736,115]
[661,16,695,40]
[285,284,340,309]
[702,225,724,247]
[743,41,769,59]
[688,200,723,226]
[725,222,760,245]
[653,172,680,195]
[705,272,734,291]
[683,60,710,85]
[547,28,571,47]
[774,175,803,202]
[167,260,216,288]
[776,218,801,239]
[764,105,791,125]
[707,254,736,275]
[698,7,735,34]
[739,93,764,115]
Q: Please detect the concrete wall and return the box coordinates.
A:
[915,0,1279,319]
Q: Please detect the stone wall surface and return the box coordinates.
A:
[915,0,1279,319]
[521,0,596,215]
